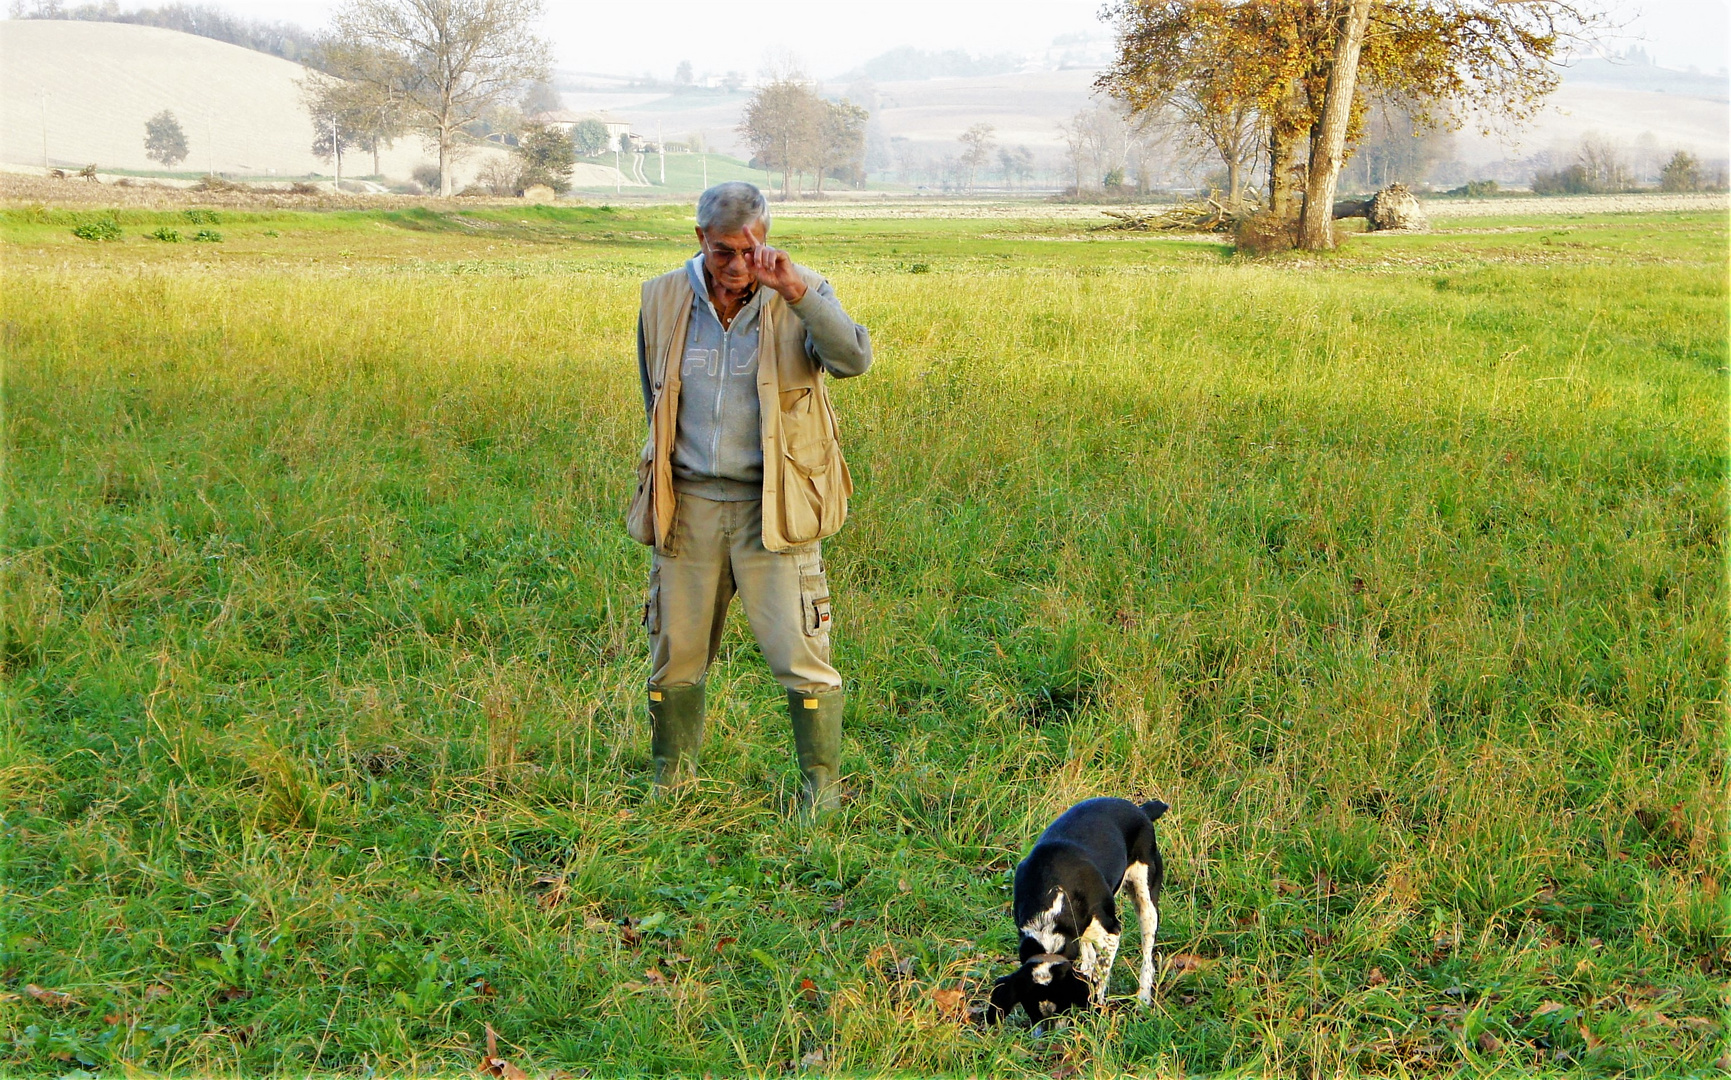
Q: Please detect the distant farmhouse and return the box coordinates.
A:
[529,110,634,153]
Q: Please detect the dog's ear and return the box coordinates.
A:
[986,975,1019,1024]
[1140,799,1169,822]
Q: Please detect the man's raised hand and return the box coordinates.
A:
[751,244,807,304]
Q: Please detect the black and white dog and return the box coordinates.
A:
[987,797,1168,1023]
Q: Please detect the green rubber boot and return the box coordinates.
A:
[787,688,844,815]
[649,683,705,795]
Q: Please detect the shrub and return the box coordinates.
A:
[1447,179,1499,198]
[476,157,524,197]
[71,218,122,241]
[411,164,443,192]
[184,210,220,224]
[151,226,182,242]
[1232,210,1299,255]
[1532,165,1591,195]
[191,229,223,242]
[193,174,244,193]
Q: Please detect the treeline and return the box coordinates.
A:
[8,0,325,68]
[841,46,1023,83]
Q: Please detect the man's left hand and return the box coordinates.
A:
[751,244,807,304]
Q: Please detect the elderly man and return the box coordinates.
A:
[626,181,872,813]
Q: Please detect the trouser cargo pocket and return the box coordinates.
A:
[797,550,830,638]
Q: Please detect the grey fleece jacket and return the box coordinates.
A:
[636,252,872,501]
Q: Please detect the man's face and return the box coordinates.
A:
[697,220,768,293]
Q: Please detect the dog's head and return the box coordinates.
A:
[985,953,1092,1024]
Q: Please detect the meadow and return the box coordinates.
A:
[1,198,1725,1078]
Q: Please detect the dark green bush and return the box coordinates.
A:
[71,218,122,241]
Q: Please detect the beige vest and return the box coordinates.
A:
[626,265,854,555]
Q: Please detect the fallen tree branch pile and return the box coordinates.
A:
[1096,199,1239,233]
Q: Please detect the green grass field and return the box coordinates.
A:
[2,201,1726,1078]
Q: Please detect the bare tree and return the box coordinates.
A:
[1059,110,1093,192]
[958,122,995,193]
[303,52,406,178]
[321,0,551,196]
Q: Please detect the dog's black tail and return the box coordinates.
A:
[1140,798,1169,822]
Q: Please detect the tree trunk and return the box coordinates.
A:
[1299,0,1374,250]
[1226,154,1241,206]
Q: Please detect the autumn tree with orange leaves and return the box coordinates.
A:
[1098,0,1599,248]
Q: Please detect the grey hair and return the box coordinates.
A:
[696,181,771,235]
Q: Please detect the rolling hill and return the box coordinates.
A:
[0,19,634,189]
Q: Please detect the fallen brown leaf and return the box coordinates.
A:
[713,936,737,953]
[144,984,172,1001]
[1678,1016,1718,1033]
[1477,1031,1504,1054]
[476,1024,528,1080]
[209,914,243,936]
[25,984,76,1008]
[470,978,496,999]
[219,987,251,1002]
[1532,1001,1567,1017]
[1366,967,1388,987]
[643,968,666,987]
[1051,1065,1080,1080]
[478,1057,528,1080]
[825,897,845,914]
[104,1012,125,1026]
[1275,878,1299,896]
[931,988,966,1018]
[1167,953,1208,976]
[1577,1018,1603,1051]
[831,918,858,931]
[800,1048,825,1068]
[799,977,819,1003]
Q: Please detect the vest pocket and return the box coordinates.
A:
[778,387,841,543]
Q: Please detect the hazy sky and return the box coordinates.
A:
[92,0,1731,78]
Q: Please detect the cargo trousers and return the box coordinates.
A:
[646,494,842,694]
